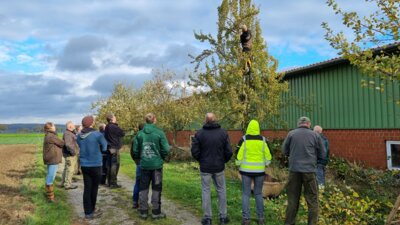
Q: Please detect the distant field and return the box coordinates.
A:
[0,134,44,145]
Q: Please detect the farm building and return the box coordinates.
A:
[168,43,400,170]
[280,44,400,170]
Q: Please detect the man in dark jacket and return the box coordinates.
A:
[61,121,80,190]
[240,25,252,53]
[191,113,233,225]
[104,113,125,188]
[314,125,329,186]
[133,113,170,220]
[282,117,326,225]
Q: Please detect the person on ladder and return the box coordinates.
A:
[240,24,252,75]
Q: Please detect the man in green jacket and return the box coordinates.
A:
[132,113,170,220]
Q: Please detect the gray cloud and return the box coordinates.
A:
[91,73,152,94]
[56,35,107,71]
[127,43,199,69]
[0,72,95,119]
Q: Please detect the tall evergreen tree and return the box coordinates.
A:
[190,0,288,131]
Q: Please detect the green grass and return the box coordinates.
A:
[119,151,306,225]
[0,133,44,144]
[0,134,73,225]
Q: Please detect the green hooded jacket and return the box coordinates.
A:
[132,123,170,170]
[236,120,272,173]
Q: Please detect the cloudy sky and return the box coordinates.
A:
[0,0,376,124]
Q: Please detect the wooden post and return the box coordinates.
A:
[386,195,400,225]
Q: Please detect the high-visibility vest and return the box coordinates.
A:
[236,136,271,173]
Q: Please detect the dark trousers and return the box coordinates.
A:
[139,168,163,214]
[81,166,101,215]
[107,149,120,185]
[132,165,141,203]
[285,172,319,225]
[100,154,108,184]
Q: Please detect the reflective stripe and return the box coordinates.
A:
[241,161,266,166]
[239,168,265,173]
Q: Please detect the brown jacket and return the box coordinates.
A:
[43,131,64,165]
[63,129,80,157]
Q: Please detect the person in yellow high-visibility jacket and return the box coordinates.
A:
[236,119,272,225]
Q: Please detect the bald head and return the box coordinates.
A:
[66,121,75,131]
[205,113,217,123]
[314,125,323,134]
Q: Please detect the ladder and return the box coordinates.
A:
[386,195,400,225]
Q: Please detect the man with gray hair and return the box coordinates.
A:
[104,113,125,188]
[61,121,80,190]
[282,116,326,225]
[313,125,329,186]
[191,113,233,225]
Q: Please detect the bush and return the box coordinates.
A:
[315,184,389,225]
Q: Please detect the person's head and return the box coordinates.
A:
[106,113,116,123]
[76,125,82,133]
[66,121,75,132]
[44,122,56,133]
[297,116,311,128]
[241,24,248,32]
[313,125,323,134]
[82,115,95,128]
[98,123,106,132]
[145,113,156,124]
[205,112,217,123]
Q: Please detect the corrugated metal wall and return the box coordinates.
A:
[282,63,400,129]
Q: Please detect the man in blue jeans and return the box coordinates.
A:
[191,113,233,225]
[314,125,329,186]
[132,165,141,208]
[131,123,144,209]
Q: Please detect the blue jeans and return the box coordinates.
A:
[241,174,265,219]
[132,165,141,203]
[316,164,326,186]
[46,164,58,185]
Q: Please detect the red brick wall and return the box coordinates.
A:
[167,129,400,169]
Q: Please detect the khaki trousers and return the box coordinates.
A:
[61,155,78,188]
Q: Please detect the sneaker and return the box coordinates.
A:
[139,211,148,220]
[220,217,230,224]
[109,184,122,189]
[152,212,166,220]
[201,218,212,225]
[258,218,265,225]
[84,213,100,220]
[242,218,251,225]
[132,202,139,209]
[64,185,78,190]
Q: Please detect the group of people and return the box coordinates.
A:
[42,113,125,219]
[42,112,329,225]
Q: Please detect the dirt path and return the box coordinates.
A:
[0,144,36,225]
[68,173,199,225]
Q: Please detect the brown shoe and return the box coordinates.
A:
[45,184,55,202]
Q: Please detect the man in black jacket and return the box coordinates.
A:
[104,113,125,188]
[191,113,233,225]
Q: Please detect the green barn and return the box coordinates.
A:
[282,43,400,169]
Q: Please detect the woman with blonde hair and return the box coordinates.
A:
[43,122,64,202]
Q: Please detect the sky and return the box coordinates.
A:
[0,0,376,124]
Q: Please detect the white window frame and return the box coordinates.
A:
[387,141,400,170]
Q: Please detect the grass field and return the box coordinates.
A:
[0,134,73,225]
[0,133,44,145]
